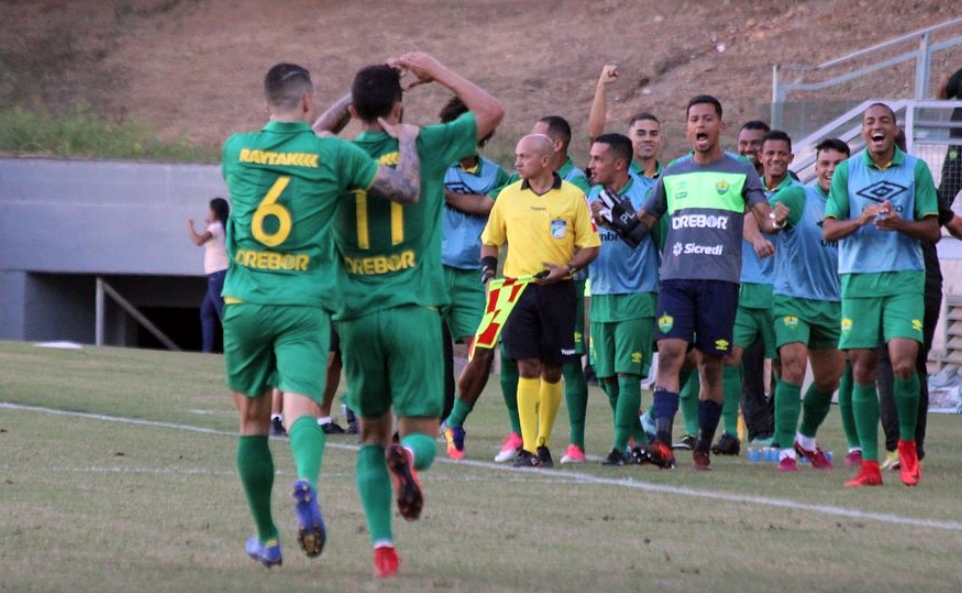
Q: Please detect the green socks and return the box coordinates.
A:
[500,349,522,435]
[563,360,588,450]
[237,435,278,543]
[400,433,436,471]
[773,380,802,450]
[288,415,325,489]
[356,444,392,544]
[613,374,642,451]
[852,383,880,461]
[679,371,700,436]
[837,360,860,449]
[446,399,474,429]
[894,373,920,440]
[799,383,833,438]
[721,364,742,436]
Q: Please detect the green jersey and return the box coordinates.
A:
[221,120,378,308]
[332,112,478,320]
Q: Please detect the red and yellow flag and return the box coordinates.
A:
[469,274,538,359]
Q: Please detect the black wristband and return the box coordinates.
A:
[481,256,498,273]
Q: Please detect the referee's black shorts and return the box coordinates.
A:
[502,279,576,366]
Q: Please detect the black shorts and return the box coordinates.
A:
[655,279,739,357]
[502,280,576,366]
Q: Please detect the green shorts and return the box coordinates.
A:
[223,303,329,401]
[839,292,924,349]
[772,295,841,350]
[574,278,587,355]
[338,306,444,419]
[440,266,485,342]
[589,317,654,378]
[733,305,777,358]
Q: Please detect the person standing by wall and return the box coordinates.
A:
[187,197,230,353]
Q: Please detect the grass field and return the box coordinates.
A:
[3,339,962,593]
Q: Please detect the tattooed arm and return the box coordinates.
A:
[367,119,421,204]
[312,92,352,137]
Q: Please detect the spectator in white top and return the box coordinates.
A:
[187,197,230,353]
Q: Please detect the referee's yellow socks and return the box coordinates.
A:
[537,378,563,449]
[517,377,540,452]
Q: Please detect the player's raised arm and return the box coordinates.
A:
[391,51,504,142]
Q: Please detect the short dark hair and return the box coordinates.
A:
[264,63,313,111]
[210,197,230,227]
[864,102,897,124]
[686,95,722,118]
[761,129,793,153]
[351,65,402,122]
[537,115,573,152]
[628,111,660,127]
[594,133,633,165]
[815,138,851,157]
[440,96,494,147]
[740,120,770,133]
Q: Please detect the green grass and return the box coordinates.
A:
[2,340,962,592]
[0,105,217,163]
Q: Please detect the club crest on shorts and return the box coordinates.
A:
[550,220,567,238]
[841,318,853,334]
[912,318,923,332]
[658,313,674,333]
[783,315,799,329]
[631,351,643,364]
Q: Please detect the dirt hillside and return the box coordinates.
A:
[1,0,958,164]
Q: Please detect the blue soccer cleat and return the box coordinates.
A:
[245,535,283,568]
[291,480,327,557]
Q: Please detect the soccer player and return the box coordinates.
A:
[316,52,503,576]
[585,133,660,465]
[767,138,850,472]
[737,120,770,175]
[438,96,510,461]
[482,133,600,468]
[823,102,939,487]
[715,130,801,456]
[221,62,421,568]
[632,95,788,471]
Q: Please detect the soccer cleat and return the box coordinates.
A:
[320,421,346,435]
[494,433,523,462]
[794,440,833,469]
[641,442,676,469]
[373,545,401,578]
[879,449,901,471]
[776,456,798,472]
[601,448,627,466]
[672,434,696,451]
[245,535,283,568]
[270,417,287,437]
[560,444,587,464]
[291,480,327,557]
[844,460,883,487]
[691,449,712,471]
[513,449,542,468]
[711,432,741,456]
[843,449,863,467]
[443,425,466,461]
[537,445,554,468]
[385,444,423,521]
[628,447,648,465]
[897,439,921,486]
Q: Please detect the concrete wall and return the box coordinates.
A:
[0,158,228,346]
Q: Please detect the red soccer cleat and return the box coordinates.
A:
[844,460,883,487]
[373,546,401,578]
[794,439,834,469]
[897,439,921,486]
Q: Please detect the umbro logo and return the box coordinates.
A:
[856,180,907,203]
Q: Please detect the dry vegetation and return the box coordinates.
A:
[0,0,958,163]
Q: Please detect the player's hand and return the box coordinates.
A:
[873,200,901,231]
[753,238,775,259]
[598,64,618,86]
[378,118,420,141]
[769,202,790,230]
[390,51,444,91]
[858,203,886,227]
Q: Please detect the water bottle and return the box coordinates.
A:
[748,448,761,463]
